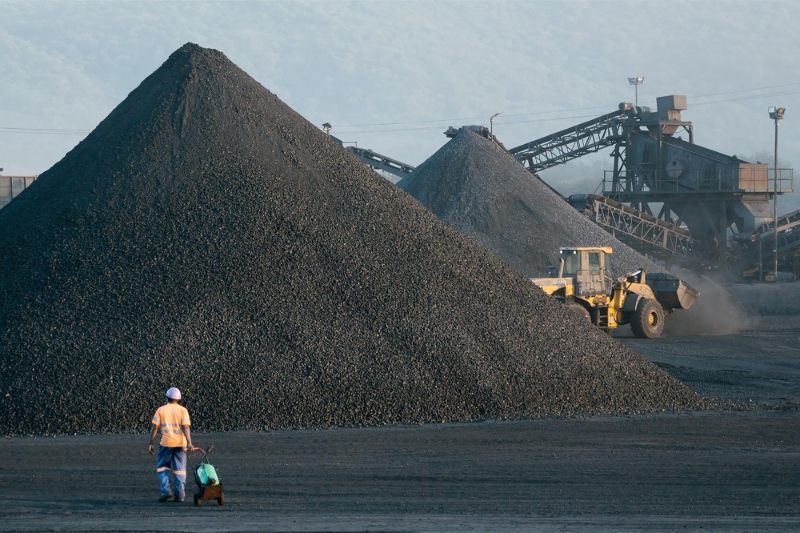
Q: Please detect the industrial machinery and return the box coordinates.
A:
[329,136,415,179]
[510,96,795,270]
[530,247,699,338]
[734,206,800,277]
[0,175,38,210]
[568,193,713,267]
[444,125,506,148]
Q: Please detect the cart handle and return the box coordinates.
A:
[188,447,206,460]
[188,445,214,460]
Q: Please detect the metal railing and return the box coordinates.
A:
[602,168,794,195]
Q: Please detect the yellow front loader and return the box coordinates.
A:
[531,247,699,338]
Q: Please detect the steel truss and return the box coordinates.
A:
[577,194,710,265]
[346,147,415,178]
[509,110,626,173]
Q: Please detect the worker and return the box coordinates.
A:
[148,387,194,502]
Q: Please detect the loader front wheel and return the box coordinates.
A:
[631,298,665,339]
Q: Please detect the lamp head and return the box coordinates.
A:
[322,122,332,133]
[769,107,785,120]
[628,76,644,85]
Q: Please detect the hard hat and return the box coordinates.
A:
[165,387,182,400]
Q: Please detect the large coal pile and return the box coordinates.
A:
[0,44,703,436]
[398,131,662,278]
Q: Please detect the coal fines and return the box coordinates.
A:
[0,44,704,437]
[398,130,664,279]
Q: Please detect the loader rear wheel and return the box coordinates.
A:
[565,303,591,324]
[631,298,665,339]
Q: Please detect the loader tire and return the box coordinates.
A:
[565,303,592,324]
[631,298,665,339]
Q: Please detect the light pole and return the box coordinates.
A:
[628,76,644,106]
[490,111,503,139]
[768,106,785,281]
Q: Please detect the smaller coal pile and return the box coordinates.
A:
[398,130,662,279]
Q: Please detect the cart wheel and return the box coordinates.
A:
[194,494,200,507]
[218,493,225,506]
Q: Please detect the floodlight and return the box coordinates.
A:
[627,76,644,105]
[768,107,785,120]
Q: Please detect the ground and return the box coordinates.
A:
[2,283,799,532]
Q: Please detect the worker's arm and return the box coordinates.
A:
[182,425,193,453]
[148,424,159,455]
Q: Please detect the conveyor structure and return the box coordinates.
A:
[345,146,415,178]
[569,193,712,266]
[330,136,415,179]
[510,96,796,269]
[736,207,800,275]
[509,109,630,174]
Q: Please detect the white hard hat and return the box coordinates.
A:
[165,387,182,400]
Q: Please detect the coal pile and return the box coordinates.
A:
[398,130,663,278]
[0,44,703,437]
[397,132,754,337]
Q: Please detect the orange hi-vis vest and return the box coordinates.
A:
[152,403,191,447]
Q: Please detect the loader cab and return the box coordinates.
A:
[559,247,613,297]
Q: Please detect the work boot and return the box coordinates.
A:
[158,494,171,502]
[174,495,185,503]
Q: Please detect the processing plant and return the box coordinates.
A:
[343,96,800,278]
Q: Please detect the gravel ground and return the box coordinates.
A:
[4,292,798,531]
[2,411,799,532]
[0,44,704,437]
[398,130,664,279]
[623,282,800,405]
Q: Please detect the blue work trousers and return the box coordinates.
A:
[157,446,187,499]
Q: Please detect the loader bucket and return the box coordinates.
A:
[645,273,700,311]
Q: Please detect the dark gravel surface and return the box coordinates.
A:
[2,411,800,532]
[622,316,800,406]
[398,130,664,279]
[0,44,703,437]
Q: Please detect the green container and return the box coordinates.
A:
[196,463,219,486]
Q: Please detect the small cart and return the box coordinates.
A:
[189,446,224,506]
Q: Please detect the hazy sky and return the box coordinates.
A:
[2,0,800,189]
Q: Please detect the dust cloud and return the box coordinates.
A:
[663,271,754,336]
